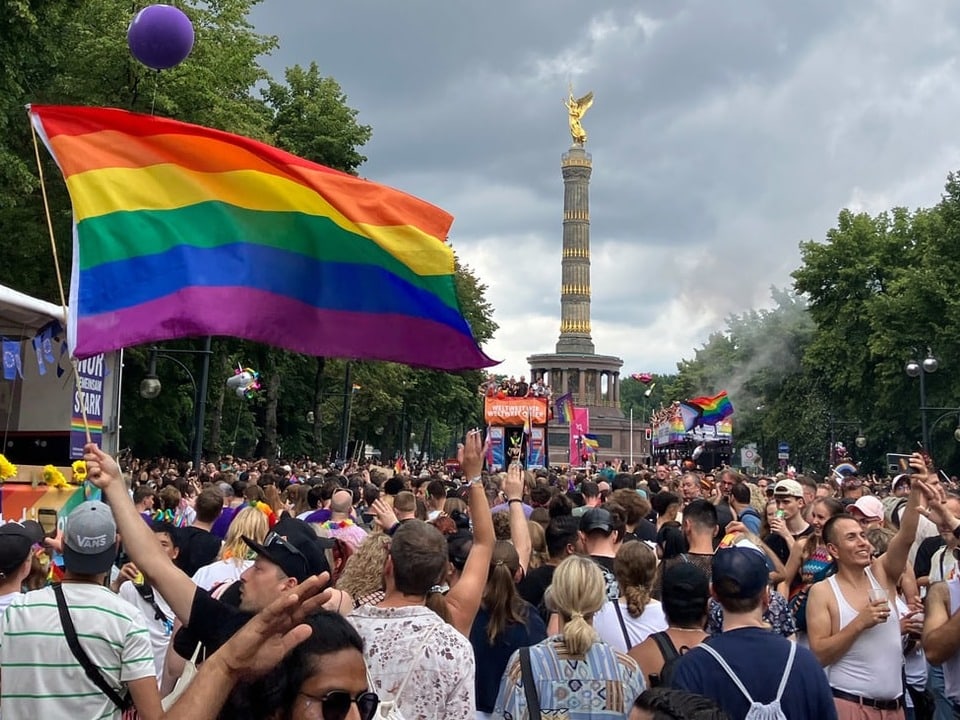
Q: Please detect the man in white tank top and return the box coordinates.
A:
[806,453,937,720]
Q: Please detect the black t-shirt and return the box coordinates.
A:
[172,584,251,658]
[636,518,658,542]
[914,535,947,579]
[764,524,814,565]
[517,564,555,609]
[175,526,223,578]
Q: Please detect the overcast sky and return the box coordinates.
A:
[249,0,960,378]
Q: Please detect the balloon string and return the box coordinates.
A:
[151,70,160,115]
[29,116,92,444]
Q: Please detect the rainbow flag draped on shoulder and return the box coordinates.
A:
[28,105,496,371]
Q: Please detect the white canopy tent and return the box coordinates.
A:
[0,284,65,339]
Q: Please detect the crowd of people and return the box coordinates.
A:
[0,437,959,719]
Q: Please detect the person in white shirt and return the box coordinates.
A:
[191,506,268,591]
[113,521,179,683]
[0,520,44,613]
[594,540,666,652]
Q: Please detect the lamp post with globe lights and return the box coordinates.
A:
[139,337,212,469]
[905,350,938,450]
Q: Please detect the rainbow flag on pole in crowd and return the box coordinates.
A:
[28,105,496,371]
[582,433,600,452]
[687,391,734,427]
[554,392,574,423]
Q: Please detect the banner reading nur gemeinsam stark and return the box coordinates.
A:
[70,354,105,459]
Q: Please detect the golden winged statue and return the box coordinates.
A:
[564,86,594,145]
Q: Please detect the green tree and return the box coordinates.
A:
[263,63,372,175]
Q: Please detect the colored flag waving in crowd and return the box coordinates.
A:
[28,105,497,371]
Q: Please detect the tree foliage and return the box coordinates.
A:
[0,0,499,464]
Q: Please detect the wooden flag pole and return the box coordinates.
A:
[30,113,91,444]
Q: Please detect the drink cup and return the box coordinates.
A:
[868,587,887,604]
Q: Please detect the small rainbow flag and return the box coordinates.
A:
[688,391,734,426]
[583,433,600,451]
[29,105,496,371]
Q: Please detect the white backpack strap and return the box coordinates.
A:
[698,644,754,704]
[774,641,796,701]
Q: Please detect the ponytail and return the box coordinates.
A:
[623,584,650,619]
[548,556,605,658]
[483,541,525,644]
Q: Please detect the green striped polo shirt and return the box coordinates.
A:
[0,583,155,719]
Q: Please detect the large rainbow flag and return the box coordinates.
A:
[28,105,496,371]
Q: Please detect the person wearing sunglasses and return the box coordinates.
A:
[163,577,379,720]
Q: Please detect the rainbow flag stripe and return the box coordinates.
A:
[29,105,496,371]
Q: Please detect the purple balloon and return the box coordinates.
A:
[128,4,195,71]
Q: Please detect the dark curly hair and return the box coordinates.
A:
[635,687,730,720]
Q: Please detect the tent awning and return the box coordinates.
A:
[0,284,65,339]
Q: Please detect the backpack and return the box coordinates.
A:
[698,641,795,720]
[648,632,681,687]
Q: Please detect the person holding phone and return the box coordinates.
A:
[806,453,939,718]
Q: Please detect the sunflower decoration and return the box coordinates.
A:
[0,454,17,481]
[43,464,69,489]
[71,460,87,483]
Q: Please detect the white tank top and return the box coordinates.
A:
[826,567,903,699]
[943,578,960,703]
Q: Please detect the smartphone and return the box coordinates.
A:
[37,508,58,538]
[887,453,913,472]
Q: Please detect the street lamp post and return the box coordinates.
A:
[139,337,212,469]
[337,362,361,462]
[906,350,938,450]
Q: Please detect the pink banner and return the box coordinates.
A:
[569,407,590,465]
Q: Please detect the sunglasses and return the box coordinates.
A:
[300,690,379,720]
[263,531,309,576]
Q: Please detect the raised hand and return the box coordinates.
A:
[213,589,315,679]
[83,443,122,489]
[503,463,524,502]
[370,498,398,531]
[458,429,486,480]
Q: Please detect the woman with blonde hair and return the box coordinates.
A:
[594,541,667,652]
[495,555,645,719]
[191,505,268,591]
[336,532,392,608]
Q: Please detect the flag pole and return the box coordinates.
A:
[30,114,91,445]
[629,407,634,468]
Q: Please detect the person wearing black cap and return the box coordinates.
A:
[579,506,622,600]
[83,444,335,658]
[0,520,43,613]
[670,547,836,720]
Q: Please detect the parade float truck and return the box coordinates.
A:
[0,284,121,525]
[652,406,733,472]
[483,396,549,471]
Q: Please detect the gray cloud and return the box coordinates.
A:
[250,0,960,379]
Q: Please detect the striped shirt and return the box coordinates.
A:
[495,635,645,720]
[0,583,155,720]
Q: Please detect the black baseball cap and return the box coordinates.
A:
[242,516,331,583]
[579,508,614,534]
[0,521,43,577]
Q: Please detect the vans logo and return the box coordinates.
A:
[75,533,108,549]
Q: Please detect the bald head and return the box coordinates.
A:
[330,489,354,516]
